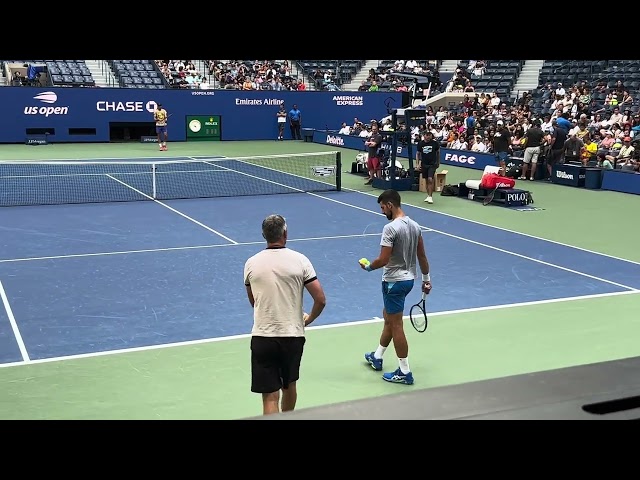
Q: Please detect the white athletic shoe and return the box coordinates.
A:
[424,196,433,204]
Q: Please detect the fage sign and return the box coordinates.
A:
[440,148,496,171]
[443,152,476,165]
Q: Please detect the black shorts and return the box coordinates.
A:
[421,163,438,179]
[250,336,306,394]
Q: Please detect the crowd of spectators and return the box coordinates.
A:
[358,60,441,94]
[204,60,306,91]
[307,67,340,91]
[337,76,640,175]
[155,60,209,89]
[4,58,640,174]
[152,60,307,91]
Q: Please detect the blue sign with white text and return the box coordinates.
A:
[438,148,496,171]
[0,87,402,143]
[312,132,497,172]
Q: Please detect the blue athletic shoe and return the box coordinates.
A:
[382,368,414,385]
[364,352,383,371]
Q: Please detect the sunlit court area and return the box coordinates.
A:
[1,59,640,420]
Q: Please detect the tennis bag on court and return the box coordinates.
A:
[480,173,516,190]
[440,184,459,196]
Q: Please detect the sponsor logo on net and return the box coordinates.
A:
[24,92,69,117]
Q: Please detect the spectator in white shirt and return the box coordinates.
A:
[381,119,394,131]
[540,114,554,134]
[608,107,623,127]
[569,119,580,136]
[451,137,467,150]
[471,136,488,152]
[338,122,351,135]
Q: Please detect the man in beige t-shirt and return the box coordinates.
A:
[243,214,326,416]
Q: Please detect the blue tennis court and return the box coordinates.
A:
[1,155,640,366]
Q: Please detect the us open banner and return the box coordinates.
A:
[0,87,402,144]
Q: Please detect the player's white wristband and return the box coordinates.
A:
[422,273,431,282]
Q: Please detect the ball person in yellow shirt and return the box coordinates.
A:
[154,103,169,151]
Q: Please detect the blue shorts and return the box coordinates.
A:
[495,151,509,163]
[156,125,167,135]
[381,280,415,315]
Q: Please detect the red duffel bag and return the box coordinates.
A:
[480,173,516,189]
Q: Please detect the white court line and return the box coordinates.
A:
[6,154,638,268]
[3,158,635,289]
[0,232,383,264]
[205,151,640,269]
[0,280,30,362]
[346,188,640,268]
[1,289,637,369]
[2,169,233,179]
[105,174,238,244]
[308,191,639,292]
[187,154,638,291]
[196,157,321,194]
[0,155,224,163]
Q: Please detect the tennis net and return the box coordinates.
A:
[0,151,342,207]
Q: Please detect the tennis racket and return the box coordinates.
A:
[482,186,498,206]
[409,291,428,333]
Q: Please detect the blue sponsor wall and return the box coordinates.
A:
[315,131,640,196]
[0,87,403,144]
[313,131,497,170]
[601,169,640,195]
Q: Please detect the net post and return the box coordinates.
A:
[335,151,342,192]
[152,163,157,199]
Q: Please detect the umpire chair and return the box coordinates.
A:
[372,108,425,191]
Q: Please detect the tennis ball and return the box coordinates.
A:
[359,258,370,266]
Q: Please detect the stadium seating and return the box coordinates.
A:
[296,60,367,89]
[46,60,96,87]
[108,60,168,89]
[363,60,441,92]
[208,60,302,90]
[529,60,640,118]
[464,60,523,98]
[2,60,96,87]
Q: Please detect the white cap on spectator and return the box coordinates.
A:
[497,120,504,125]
